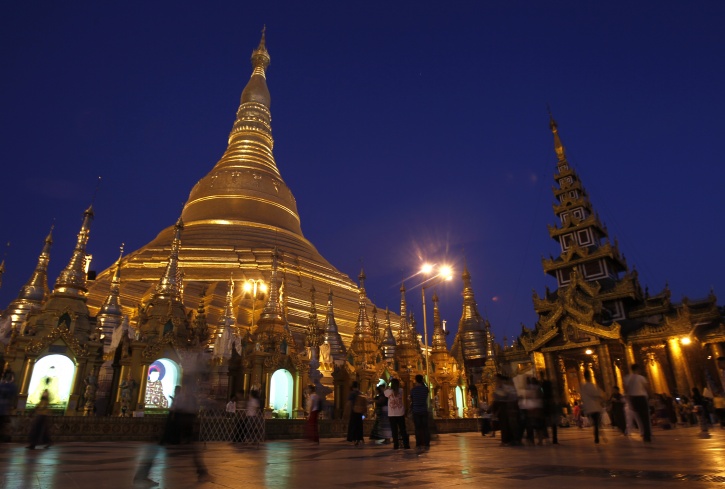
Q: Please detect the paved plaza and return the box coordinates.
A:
[1,426,724,488]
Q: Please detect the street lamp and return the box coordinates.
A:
[418,263,454,399]
[243,279,268,331]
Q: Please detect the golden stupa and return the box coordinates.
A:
[86,31,365,342]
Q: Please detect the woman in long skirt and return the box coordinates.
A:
[346,382,365,445]
[608,386,627,434]
[370,386,392,444]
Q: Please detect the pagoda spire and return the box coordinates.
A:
[322,287,346,362]
[53,205,94,299]
[99,244,124,317]
[222,275,235,325]
[97,244,125,351]
[380,307,397,361]
[349,268,377,366]
[450,266,487,364]
[549,111,568,164]
[13,225,53,305]
[213,275,237,360]
[354,268,371,336]
[397,282,410,343]
[371,305,380,345]
[306,282,323,348]
[180,29,304,236]
[260,248,284,322]
[192,289,210,347]
[431,292,447,353]
[1,226,54,336]
[154,217,184,300]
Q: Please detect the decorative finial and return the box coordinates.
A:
[92,176,102,205]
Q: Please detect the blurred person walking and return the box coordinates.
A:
[624,364,652,442]
[370,385,391,444]
[134,381,211,487]
[0,370,18,442]
[540,374,559,444]
[410,375,430,453]
[27,378,52,450]
[305,385,321,444]
[384,378,409,450]
[580,370,606,444]
[346,382,365,445]
[608,386,627,435]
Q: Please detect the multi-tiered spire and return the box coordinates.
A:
[154,217,184,300]
[450,266,487,365]
[430,293,448,354]
[97,245,125,351]
[539,114,637,322]
[53,205,93,299]
[99,245,124,317]
[259,248,285,324]
[2,226,54,334]
[380,307,397,362]
[348,269,377,366]
[395,282,421,370]
[214,276,238,359]
[306,283,324,349]
[321,288,347,362]
[180,28,303,236]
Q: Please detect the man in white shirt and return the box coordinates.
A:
[623,364,651,442]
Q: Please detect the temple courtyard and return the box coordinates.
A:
[1,426,723,488]
[0,427,725,489]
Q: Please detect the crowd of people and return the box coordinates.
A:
[477,360,725,447]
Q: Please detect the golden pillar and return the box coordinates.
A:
[625,344,636,367]
[597,344,616,395]
[19,357,37,396]
[137,364,149,409]
[668,339,690,396]
[264,371,272,410]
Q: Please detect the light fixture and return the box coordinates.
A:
[680,337,691,345]
[585,349,593,355]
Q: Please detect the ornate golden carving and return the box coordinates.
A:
[25,325,89,357]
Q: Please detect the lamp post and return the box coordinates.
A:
[243,279,268,331]
[418,263,453,400]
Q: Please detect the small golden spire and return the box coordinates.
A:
[251,25,270,75]
[53,205,94,298]
[548,109,567,163]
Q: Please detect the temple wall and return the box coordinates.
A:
[4,415,480,442]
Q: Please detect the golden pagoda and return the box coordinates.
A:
[85,31,375,352]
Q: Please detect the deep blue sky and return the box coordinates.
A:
[1,2,723,345]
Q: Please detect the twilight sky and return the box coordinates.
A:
[1,1,723,345]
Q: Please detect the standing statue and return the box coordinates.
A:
[119,375,137,417]
[83,373,98,416]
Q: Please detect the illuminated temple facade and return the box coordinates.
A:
[1,32,723,421]
[497,116,725,404]
[0,32,490,419]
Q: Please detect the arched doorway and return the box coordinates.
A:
[144,358,181,410]
[27,354,76,408]
[270,369,293,418]
[455,386,464,418]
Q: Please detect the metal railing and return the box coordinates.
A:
[198,409,265,448]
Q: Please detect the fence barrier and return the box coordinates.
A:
[198,410,265,448]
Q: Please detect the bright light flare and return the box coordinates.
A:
[421,263,434,275]
[439,265,453,280]
[242,282,252,293]
[585,349,593,355]
[680,337,691,345]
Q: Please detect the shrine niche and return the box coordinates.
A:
[27,354,76,408]
[143,358,181,410]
